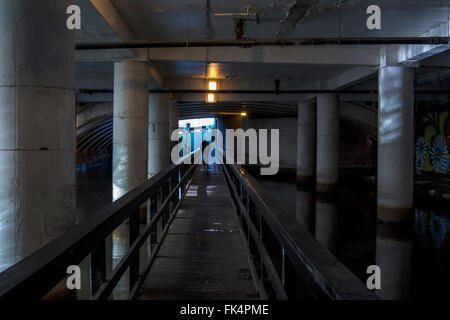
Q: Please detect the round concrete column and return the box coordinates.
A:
[217,117,228,151]
[169,99,179,150]
[149,94,170,177]
[169,99,179,137]
[0,0,76,272]
[378,66,414,223]
[316,94,339,193]
[112,60,149,200]
[111,60,149,298]
[297,101,316,187]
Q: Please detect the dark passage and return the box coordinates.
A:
[138,165,258,300]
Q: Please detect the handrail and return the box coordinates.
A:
[222,163,379,300]
[0,149,200,300]
[222,165,288,300]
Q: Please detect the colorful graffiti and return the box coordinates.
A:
[415,209,450,252]
[415,104,450,175]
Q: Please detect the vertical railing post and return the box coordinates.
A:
[281,248,296,299]
[163,182,168,228]
[90,241,106,298]
[129,209,140,291]
[149,193,157,251]
[158,185,165,239]
[178,166,182,200]
[168,175,174,216]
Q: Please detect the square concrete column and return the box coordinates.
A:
[378,66,414,223]
[0,0,76,272]
[316,94,339,193]
[297,101,316,187]
[149,93,170,177]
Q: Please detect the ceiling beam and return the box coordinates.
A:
[164,78,321,91]
[323,67,377,90]
[77,0,165,88]
[148,46,381,66]
[420,50,450,67]
[398,21,450,65]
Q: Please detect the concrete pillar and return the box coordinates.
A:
[0,0,76,272]
[316,94,339,193]
[378,66,414,223]
[169,99,179,137]
[112,60,149,200]
[217,117,228,151]
[111,60,149,299]
[169,99,179,151]
[297,101,316,187]
[149,93,170,177]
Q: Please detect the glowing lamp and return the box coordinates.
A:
[208,80,217,91]
[207,93,216,103]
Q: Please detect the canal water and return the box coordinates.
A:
[76,164,449,300]
[248,170,449,300]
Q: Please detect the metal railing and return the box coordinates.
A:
[0,150,200,300]
[222,163,379,300]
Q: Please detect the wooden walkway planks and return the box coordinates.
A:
[138,165,258,300]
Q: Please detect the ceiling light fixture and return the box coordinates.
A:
[207,93,216,103]
[208,80,217,91]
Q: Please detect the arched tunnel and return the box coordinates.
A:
[76,100,378,170]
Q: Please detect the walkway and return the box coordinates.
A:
[138,165,258,300]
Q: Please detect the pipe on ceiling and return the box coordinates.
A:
[77,88,377,95]
[76,89,450,95]
[75,37,450,50]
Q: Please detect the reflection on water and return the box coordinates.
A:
[76,165,112,222]
[253,174,449,300]
[376,224,412,299]
[76,165,148,300]
[296,189,315,233]
[315,197,339,251]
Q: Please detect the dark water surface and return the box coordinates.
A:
[251,173,449,300]
[76,165,112,222]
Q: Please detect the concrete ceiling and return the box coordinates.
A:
[108,0,450,40]
[154,61,351,80]
[75,0,450,107]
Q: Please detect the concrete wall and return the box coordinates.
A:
[242,117,297,169]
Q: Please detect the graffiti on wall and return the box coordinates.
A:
[415,104,450,175]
